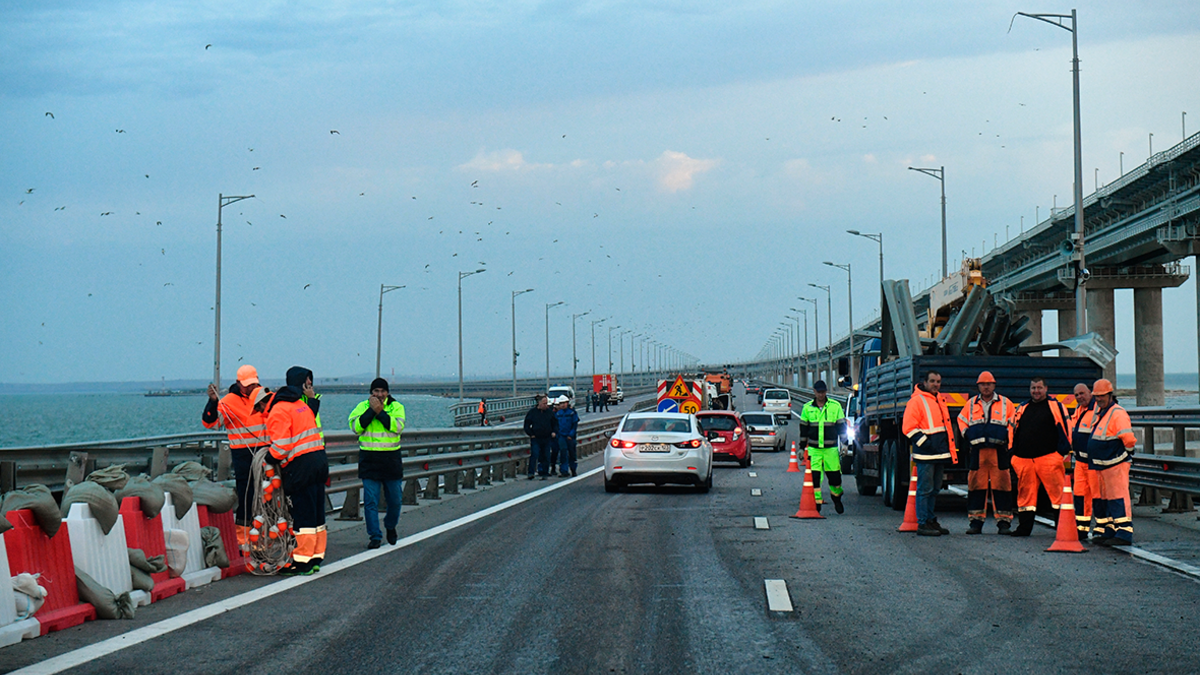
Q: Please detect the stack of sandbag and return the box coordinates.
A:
[114,475,166,519]
[86,464,130,492]
[152,473,193,520]
[200,527,230,568]
[127,549,166,592]
[61,481,121,535]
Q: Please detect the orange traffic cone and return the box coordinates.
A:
[1047,484,1087,553]
[786,443,801,473]
[790,458,824,520]
[898,463,919,532]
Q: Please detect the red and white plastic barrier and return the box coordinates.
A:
[160,494,221,588]
[2,510,96,635]
[64,503,150,607]
[196,506,247,578]
[0,530,40,647]
[119,497,185,603]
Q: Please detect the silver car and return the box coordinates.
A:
[740,412,787,452]
[604,413,714,493]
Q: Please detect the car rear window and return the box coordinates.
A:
[741,413,774,425]
[621,417,693,433]
[764,390,789,400]
[697,416,737,431]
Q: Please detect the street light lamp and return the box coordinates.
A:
[458,268,487,401]
[376,284,407,379]
[511,288,534,395]
[1012,9,1086,336]
[572,310,591,397]
[808,284,833,383]
[212,193,255,388]
[907,166,947,278]
[825,262,855,386]
[545,301,565,391]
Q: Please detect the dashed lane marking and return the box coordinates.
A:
[754,517,769,530]
[751,488,762,496]
[11,466,606,675]
[748,472,757,477]
[764,579,793,612]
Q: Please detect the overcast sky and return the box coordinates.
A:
[3,1,1200,385]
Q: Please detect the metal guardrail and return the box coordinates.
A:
[1127,407,1200,508]
[448,395,537,427]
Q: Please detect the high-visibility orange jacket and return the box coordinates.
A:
[203,391,269,449]
[903,385,957,463]
[1013,397,1071,457]
[266,391,325,466]
[956,394,1015,449]
[1070,399,1100,462]
[1086,403,1136,467]
[478,402,486,415]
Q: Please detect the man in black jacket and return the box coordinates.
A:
[524,394,557,479]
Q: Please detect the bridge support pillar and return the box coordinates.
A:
[1016,310,1042,356]
[1134,287,1166,407]
[1057,309,1076,357]
[1087,288,1116,382]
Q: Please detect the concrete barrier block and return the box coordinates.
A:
[65,503,133,597]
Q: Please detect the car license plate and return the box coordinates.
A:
[639,443,670,453]
[714,435,727,443]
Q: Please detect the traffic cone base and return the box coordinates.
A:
[1047,484,1087,553]
[790,460,824,519]
[786,443,801,473]
[898,463,919,532]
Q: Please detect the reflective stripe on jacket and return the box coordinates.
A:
[902,385,956,462]
[1014,397,1072,456]
[799,399,845,449]
[956,395,1015,450]
[266,399,325,465]
[349,399,406,452]
[1071,399,1099,461]
[203,392,269,449]
[1086,403,1136,467]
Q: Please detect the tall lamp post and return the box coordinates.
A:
[790,307,809,386]
[545,301,565,391]
[908,165,947,279]
[797,296,819,383]
[511,288,534,395]
[808,284,833,383]
[376,284,407,379]
[213,193,255,388]
[848,229,884,317]
[787,313,803,387]
[825,262,855,386]
[458,268,487,401]
[1012,9,1087,336]
[607,325,620,372]
[571,310,591,397]
[619,329,632,374]
[590,317,607,378]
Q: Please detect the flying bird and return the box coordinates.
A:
[163,282,173,286]
[55,206,65,211]
[280,214,286,218]
[45,112,54,119]
[101,212,112,216]
[359,192,364,196]
[471,180,478,187]
[116,129,125,133]
[330,130,339,135]
[161,249,165,255]
[205,44,211,50]
[145,174,149,178]
[303,284,311,289]
[252,167,260,171]
[156,221,162,225]
[25,188,34,194]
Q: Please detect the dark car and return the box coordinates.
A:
[696,411,751,468]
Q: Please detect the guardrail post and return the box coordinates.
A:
[150,447,169,477]
[337,486,364,520]
[0,461,15,493]
[478,464,492,486]
[216,443,232,481]
[444,470,460,495]
[423,475,441,500]
[402,478,420,505]
[461,467,476,490]
[65,451,88,488]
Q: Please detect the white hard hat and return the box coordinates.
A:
[555,395,569,404]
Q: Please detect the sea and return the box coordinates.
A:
[0,393,454,449]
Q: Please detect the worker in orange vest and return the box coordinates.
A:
[956,371,1016,535]
[1086,379,1137,546]
[1069,382,1101,541]
[1009,376,1071,537]
[902,370,958,537]
[202,364,268,550]
[479,398,488,426]
[265,366,330,575]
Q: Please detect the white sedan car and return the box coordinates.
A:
[604,412,714,493]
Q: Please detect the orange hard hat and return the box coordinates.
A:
[977,371,996,384]
[1093,378,1114,395]
[236,364,259,386]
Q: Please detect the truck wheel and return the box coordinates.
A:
[855,445,877,496]
[881,440,896,507]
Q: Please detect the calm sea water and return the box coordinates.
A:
[0,393,454,448]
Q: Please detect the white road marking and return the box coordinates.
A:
[748,472,757,477]
[754,517,769,530]
[764,579,793,612]
[751,488,762,496]
[11,466,606,675]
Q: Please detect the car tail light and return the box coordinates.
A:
[733,427,743,440]
[675,439,702,449]
[610,439,636,449]
[766,431,775,436]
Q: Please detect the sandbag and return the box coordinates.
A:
[200,526,230,568]
[61,481,121,535]
[129,565,155,593]
[163,529,188,578]
[128,548,166,574]
[191,479,237,514]
[1,485,62,537]
[152,473,194,520]
[114,475,166,519]
[86,464,129,492]
[75,567,134,620]
[12,573,47,619]
[171,461,211,482]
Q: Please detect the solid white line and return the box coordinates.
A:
[751,488,762,496]
[754,517,769,530]
[763,579,793,612]
[1126,546,1200,579]
[11,466,606,675]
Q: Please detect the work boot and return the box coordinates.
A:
[930,518,950,535]
[832,495,844,514]
[966,520,983,535]
[997,520,1012,535]
[1078,530,1090,542]
[571,469,577,477]
[815,502,822,513]
[386,528,398,545]
[367,539,381,550]
[1009,512,1035,537]
[917,522,942,537]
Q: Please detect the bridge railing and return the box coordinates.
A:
[1127,407,1200,510]
[448,396,537,427]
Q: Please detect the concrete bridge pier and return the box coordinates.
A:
[1016,310,1043,356]
[1057,309,1076,357]
[1086,288,1117,383]
[1134,287,1165,407]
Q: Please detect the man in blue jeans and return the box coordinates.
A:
[524,394,557,479]
[555,396,580,477]
[902,370,958,536]
[349,378,406,549]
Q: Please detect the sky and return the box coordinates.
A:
[3,1,1200,385]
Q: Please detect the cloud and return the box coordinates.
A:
[655,150,719,192]
[457,149,545,172]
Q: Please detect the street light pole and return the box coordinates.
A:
[376,284,406,379]
[1013,9,1086,335]
[511,288,534,396]
[572,310,591,397]
[809,284,832,383]
[619,329,632,374]
[213,193,254,388]
[458,269,487,401]
[848,229,884,320]
[825,262,855,386]
[798,296,819,383]
[607,325,619,373]
[545,301,565,391]
[908,166,947,279]
[790,308,808,386]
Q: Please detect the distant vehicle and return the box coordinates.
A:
[696,411,750,467]
[739,412,787,452]
[613,386,624,403]
[744,384,762,398]
[605,413,714,492]
[593,374,618,396]
[547,385,576,407]
[761,388,792,415]
[703,371,734,410]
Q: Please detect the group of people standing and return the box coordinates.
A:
[523,393,580,479]
[903,370,1136,544]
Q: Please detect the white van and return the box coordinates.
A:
[761,388,793,415]
[547,385,576,407]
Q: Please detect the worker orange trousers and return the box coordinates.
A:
[1073,461,1099,535]
[1096,462,1133,543]
[967,448,1012,522]
[1012,453,1064,513]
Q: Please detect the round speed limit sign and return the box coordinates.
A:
[680,400,700,415]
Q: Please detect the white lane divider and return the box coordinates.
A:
[764,579,793,612]
[751,488,762,496]
[748,472,758,478]
[754,517,769,530]
[11,466,607,675]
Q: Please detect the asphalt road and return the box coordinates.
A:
[4,386,1200,674]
